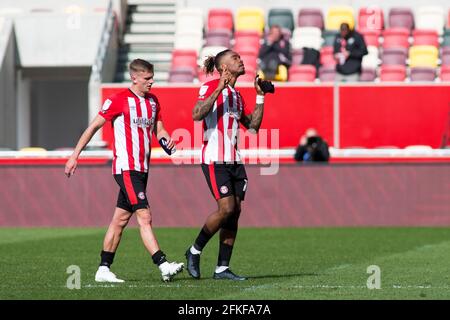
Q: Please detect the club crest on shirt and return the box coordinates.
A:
[149,99,157,113]
[138,192,146,200]
[220,186,229,194]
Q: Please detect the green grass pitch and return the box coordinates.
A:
[1,227,450,299]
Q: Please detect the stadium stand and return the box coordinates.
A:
[380,65,407,81]
[442,47,450,65]
[382,28,410,49]
[325,6,355,31]
[408,45,439,68]
[358,7,384,32]
[204,29,232,47]
[382,48,408,65]
[267,8,295,32]
[320,46,336,67]
[233,30,261,53]
[288,64,316,82]
[388,7,415,30]
[170,49,198,75]
[415,6,445,35]
[207,8,233,32]
[235,7,265,35]
[359,68,377,81]
[168,66,196,83]
[297,8,324,29]
[292,27,322,50]
[318,65,336,82]
[360,29,380,47]
[412,29,439,47]
[439,65,450,81]
[410,67,436,81]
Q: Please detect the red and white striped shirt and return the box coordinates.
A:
[99,89,162,174]
[198,79,249,164]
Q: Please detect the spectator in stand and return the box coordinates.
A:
[257,25,292,81]
[294,128,330,162]
[333,23,368,82]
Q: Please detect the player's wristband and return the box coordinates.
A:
[256,95,265,104]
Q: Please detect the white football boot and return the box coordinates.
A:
[159,261,184,282]
[95,266,125,283]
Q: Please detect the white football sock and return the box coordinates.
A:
[215,266,229,273]
[190,246,201,255]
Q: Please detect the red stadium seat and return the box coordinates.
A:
[297,8,324,29]
[208,9,233,32]
[410,67,436,82]
[358,7,384,32]
[382,28,410,49]
[168,67,197,83]
[233,30,261,53]
[288,65,317,82]
[237,52,258,71]
[439,65,450,81]
[359,68,377,81]
[198,67,220,83]
[380,65,406,81]
[205,29,232,47]
[171,50,198,72]
[412,29,439,47]
[292,49,304,65]
[318,66,336,82]
[360,29,380,47]
[320,46,336,67]
[381,48,407,65]
[442,47,450,65]
[388,8,414,30]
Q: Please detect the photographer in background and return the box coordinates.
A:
[294,128,330,162]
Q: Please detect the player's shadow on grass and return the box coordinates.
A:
[246,272,319,280]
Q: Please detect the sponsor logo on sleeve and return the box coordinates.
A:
[199,85,209,99]
[101,99,112,113]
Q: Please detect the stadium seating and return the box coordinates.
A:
[171,50,198,73]
[268,8,295,32]
[388,8,414,30]
[360,68,377,81]
[322,30,338,47]
[292,49,304,65]
[235,7,265,35]
[410,67,436,81]
[382,28,410,49]
[416,6,445,35]
[168,67,196,83]
[288,65,317,82]
[325,6,355,31]
[381,48,408,65]
[174,31,203,53]
[362,46,379,70]
[297,8,324,29]
[292,27,322,50]
[408,45,439,68]
[318,66,336,82]
[198,67,220,83]
[207,8,233,32]
[412,29,439,47]
[204,29,232,47]
[441,47,450,65]
[358,7,384,32]
[233,30,261,53]
[360,29,380,47]
[380,65,407,81]
[175,8,204,34]
[238,51,258,71]
[439,65,450,81]
[320,46,336,67]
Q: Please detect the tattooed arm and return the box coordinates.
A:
[240,76,265,134]
[192,70,231,121]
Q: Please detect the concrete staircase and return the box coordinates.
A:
[115,0,177,83]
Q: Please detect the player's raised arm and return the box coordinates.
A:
[192,58,231,121]
[64,114,106,177]
[240,75,268,134]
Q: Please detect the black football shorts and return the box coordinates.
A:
[113,170,149,212]
[201,163,248,201]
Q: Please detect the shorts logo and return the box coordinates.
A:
[220,186,229,194]
[138,192,146,200]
